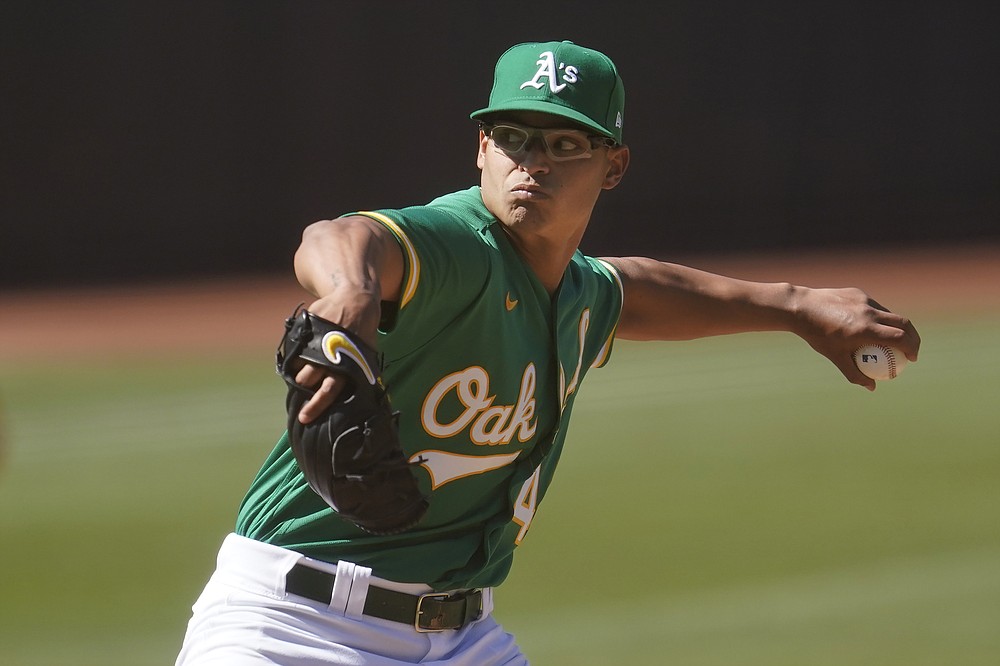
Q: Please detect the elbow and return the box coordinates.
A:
[293,219,337,293]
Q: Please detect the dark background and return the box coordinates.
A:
[3,1,998,289]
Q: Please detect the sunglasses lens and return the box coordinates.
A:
[488,124,596,161]
[545,132,591,159]
[490,126,530,152]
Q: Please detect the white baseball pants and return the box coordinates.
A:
[175,533,527,665]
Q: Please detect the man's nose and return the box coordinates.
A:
[517,137,552,171]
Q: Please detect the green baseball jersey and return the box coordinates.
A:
[236,186,623,591]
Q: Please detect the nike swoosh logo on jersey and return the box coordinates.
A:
[505,292,519,311]
[410,450,521,490]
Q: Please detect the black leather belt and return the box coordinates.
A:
[284,563,483,632]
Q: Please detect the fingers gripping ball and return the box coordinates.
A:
[276,306,428,535]
[853,344,908,381]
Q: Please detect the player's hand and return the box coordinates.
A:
[793,286,921,391]
[293,292,382,424]
[294,366,347,423]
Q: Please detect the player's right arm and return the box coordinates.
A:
[291,215,405,423]
[602,256,920,391]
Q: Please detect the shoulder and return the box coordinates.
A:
[349,189,501,315]
[568,253,626,303]
[357,187,493,237]
[564,252,626,340]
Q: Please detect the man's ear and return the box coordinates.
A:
[476,130,488,170]
[602,145,630,190]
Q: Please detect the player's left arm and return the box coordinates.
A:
[601,256,920,391]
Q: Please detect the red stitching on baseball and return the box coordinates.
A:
[883,345,897,379]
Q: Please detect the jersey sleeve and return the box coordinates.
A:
[588,258,624,368]
[352,200,495,355]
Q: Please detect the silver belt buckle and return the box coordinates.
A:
[415,592,452,632]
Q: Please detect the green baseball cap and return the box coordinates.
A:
[471,41,626,144]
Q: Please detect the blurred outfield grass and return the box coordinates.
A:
[1,313,998,665]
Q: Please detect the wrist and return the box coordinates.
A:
[306,288,383,346]
[777,282,810,335]
[736,279,803,333]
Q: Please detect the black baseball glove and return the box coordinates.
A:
[276,306,427,535]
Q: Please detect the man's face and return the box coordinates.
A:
[477,112,628,240]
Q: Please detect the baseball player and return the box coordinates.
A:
[175,41,920,664]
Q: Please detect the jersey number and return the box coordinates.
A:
[512,466,541,545]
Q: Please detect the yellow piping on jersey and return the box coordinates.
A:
[593,259,624,368]
[560,308,591,410]
[359,211,420,309]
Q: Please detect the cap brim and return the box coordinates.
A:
[470,100,615,140]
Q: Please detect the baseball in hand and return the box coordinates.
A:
[853,344,907,381]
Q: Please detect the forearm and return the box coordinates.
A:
[295,216,400,300]
[604,255,920,390]
[605,256,803,341]
[293,216,403,342]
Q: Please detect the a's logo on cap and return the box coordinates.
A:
[520,51,579,94]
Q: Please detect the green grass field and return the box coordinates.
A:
[1,313,998,665]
